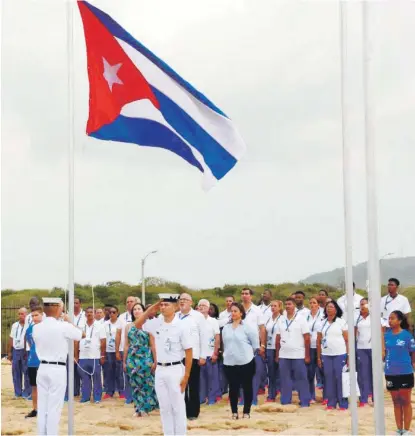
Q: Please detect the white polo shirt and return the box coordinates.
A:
[74,310,86,329]
[175,309,209,360]
[205,316,220,357]
[79,322,106,360]
[319,317,347,356]
[258,303,272,321]
[306,311,325,349]
[117,311,132,352]
[275,314,310,359]
[243,303,265,329]
[33,317,82,362]
[10,322,26,350]
[144,317,192,363]
[337,293,363,320]
[265,315,281,350]
[104,319,119,353]
[218,309,232,328]
[380,294,411,327]
[354,314,371,349]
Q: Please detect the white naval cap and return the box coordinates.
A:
[158,293,180,302]
[42,297,63,306]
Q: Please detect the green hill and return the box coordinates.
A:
[302,256,415,289]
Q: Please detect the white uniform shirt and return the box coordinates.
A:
[144,317,192,363]
[319,317,347,356]
[337,293,363,320]
[380,294,411,327]
[218,309,232,328]
[258,303,272,321]
[243,303,265,329]
[204,316,220,357]
[295,307,311,320]
[306,310,325,349]
[33,317,82,362]
[175,309,209,360]
[79,322,106,359]
[74,310,86,329]
[354,313,371,349]
[275,314,310,359]
[117,311,132,352]
[95,318,105,325]
[104,320,119,353]
[10,322,26,350]
[265,315,281,350]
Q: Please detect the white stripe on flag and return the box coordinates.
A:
[117,38,246,161]
[121,100,216,190]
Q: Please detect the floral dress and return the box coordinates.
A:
[126,326,158,413]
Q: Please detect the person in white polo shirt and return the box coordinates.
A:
[241,288,266,405]
[115,295,140,403]
[275,297,311,407]
[8,307,30,398]
[355,298,373,407]
[75,307,106,403]
[294,291,311,319]
[258,290,273,321]
[337,282,363,321]
[381,278,411,329]
[176,293,209,420]
[197,299,221,405]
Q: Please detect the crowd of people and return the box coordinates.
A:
[7,277,415,436]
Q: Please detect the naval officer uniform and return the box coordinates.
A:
[143,295,193,436]
[33,298,82,435]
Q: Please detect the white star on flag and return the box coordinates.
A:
[103,57,123,91]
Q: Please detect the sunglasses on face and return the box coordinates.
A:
[110,310,117,314]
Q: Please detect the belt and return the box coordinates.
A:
[157,361,181,367]
[41,360,66,366]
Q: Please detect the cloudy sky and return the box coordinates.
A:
[1,0,414,290]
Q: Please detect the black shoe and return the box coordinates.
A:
[25,410,37,418]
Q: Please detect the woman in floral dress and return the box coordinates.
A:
[123,303,158,417]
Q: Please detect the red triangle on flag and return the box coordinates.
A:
[78,1,160,135]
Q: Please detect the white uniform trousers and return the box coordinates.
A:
[37,364,67,435]
[155,364,187,436]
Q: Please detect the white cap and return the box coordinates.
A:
[158,294,180,302]
[42,297,63,306]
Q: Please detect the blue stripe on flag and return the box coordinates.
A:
[150,86,237,180]
[90,116,205,173]
[83,1,227,118]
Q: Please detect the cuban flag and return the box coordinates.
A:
[77,1,246,189]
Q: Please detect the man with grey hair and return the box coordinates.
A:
[198,299,220,405]
[176,293,209,420]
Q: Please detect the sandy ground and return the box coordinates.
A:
[1,361,413,435]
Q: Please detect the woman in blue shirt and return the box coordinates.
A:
[383,310,415,435]
[222,302,259,420]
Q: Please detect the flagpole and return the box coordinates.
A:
[66,1,75,435]
[362,2,385,434]
[339,2,358,433]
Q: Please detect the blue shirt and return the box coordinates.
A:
[384,329,415,376]
[25,324,40,368]
[222,322,260,366]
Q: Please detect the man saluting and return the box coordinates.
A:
[134,294,193,436]
[33,298,85,436]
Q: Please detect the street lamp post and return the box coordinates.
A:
[141,250,158,306]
